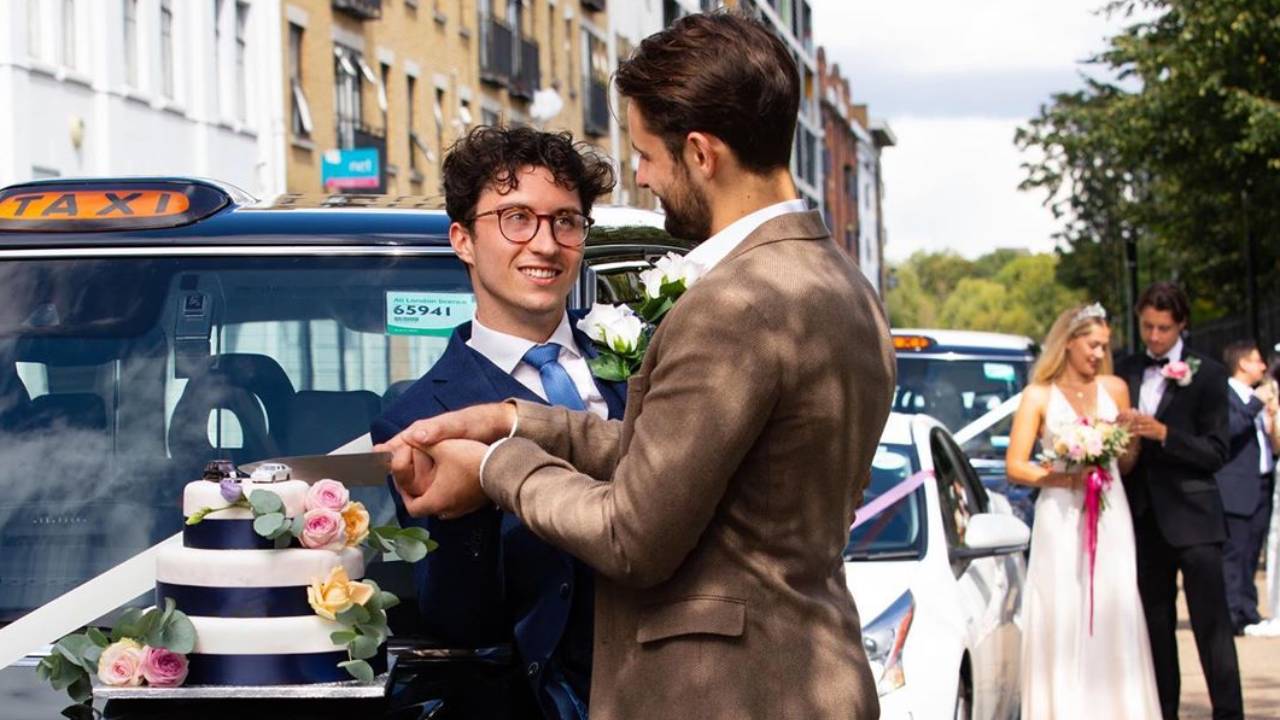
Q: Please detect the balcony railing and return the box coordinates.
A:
[510,38,541,101]
[332,0,381,20]
[479,16,514,87]
[584,78,609,137]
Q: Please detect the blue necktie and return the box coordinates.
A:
[522,343,587,411]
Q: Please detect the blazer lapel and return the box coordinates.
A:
[430,324,544,411]
[1124,355,1144,410]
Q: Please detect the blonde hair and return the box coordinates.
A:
[1031,304,1113,384]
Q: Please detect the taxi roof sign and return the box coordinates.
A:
[0,180,229,232]
[892,334,936,352]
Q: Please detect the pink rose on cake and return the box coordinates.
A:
[341,501,370,547]
[305,479,350,512]
[307,565,374,620]
[140,646,189,687]
[98,639,145,687]
[301,508,347,550]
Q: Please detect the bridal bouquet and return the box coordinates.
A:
[1041,416,1132,633]
[578,252,705,381]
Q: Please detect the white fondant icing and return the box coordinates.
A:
[156,546,364,587]
[183,479,310,518]
[189,615,350,654]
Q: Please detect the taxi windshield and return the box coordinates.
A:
[0,253,469,622]
[844,445,924,561]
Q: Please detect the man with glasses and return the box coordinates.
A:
[371,126,621,720]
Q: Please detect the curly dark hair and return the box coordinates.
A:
[442,126,616,227]
[1136,281,1191,324]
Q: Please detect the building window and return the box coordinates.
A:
[407,75,418,170]
[334,45,364,148]
[27,0,42,61]
[434,87,446,172]
[124,0,138,86]
[235,2,249,121]
[288,24,312,139]
[160,0,175,99]
[844,164,856,203]
[62,0,76,69]
[380,63,391,130]
[482,107,500,126]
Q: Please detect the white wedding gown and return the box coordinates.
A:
[1020,384,1161,719]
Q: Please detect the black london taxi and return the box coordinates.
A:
[0,177,686,719]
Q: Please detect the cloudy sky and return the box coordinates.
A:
[814,0,1140,262]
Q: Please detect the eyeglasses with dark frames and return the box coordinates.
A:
[470,205,595,248]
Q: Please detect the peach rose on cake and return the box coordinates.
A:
[97,639,145,687]
[307,565,374,620]
[305,479,350,512]
[300,507,347,550]
[341,501,370,547]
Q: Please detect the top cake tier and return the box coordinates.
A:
[183,479,311,519]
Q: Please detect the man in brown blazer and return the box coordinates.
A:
[378,12,895,719]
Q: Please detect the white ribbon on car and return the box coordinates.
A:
[0,433,376,669]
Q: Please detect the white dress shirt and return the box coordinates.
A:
[684,198,810,274]
[468,313,609,420]
[1228,377,1274,475]
[1139,338,1183,416]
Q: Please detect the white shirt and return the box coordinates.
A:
[1139,338,1183,416]
[1228,377,1274,475]
[468,313,609,419]
[684,198,810,274]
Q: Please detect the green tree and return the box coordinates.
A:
[1017,0,1280,323]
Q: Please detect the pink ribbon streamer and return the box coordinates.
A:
[1082,464,1112,635]
[849,470,934,533]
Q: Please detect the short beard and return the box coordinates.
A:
[659,162,712,244]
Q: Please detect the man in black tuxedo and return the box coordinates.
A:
[1117,282,1242,720]
[1216,340,1276,635]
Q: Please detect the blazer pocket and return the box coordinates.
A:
[636,596,746,644]
[1179,479,1218,493]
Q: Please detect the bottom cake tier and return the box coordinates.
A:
[183,615,386,685]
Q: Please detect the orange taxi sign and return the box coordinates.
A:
[0,190,190,221]
[0,180,228,233]
[893,335,935,352]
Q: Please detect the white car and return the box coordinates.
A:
[847,412,1029,719]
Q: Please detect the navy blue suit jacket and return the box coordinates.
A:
[1216,388,1272,517]
[370,318,625,719]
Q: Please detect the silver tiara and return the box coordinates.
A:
[1074,302,1106,324]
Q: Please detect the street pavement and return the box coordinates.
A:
[1177,574,1279,719]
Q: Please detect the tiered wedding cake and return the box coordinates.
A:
[156,471,386,685]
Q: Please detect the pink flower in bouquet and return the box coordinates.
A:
[305,479,350,512]
[97,639,144,687]
[300,507,347,550]
[1067,443,1086,463]
[140,646,189,687]
[1085,434,1104,458]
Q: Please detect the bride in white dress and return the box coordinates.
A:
[1006,304,1161,719]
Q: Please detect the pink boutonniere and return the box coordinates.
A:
[1161,357,1201,387]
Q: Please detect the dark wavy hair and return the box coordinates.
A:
[1135,281,1191,324]
[442,126,616,227]
[615,10,799,173]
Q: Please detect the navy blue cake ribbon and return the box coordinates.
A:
[183,519,280,550]
[184,646,388,685]
[156,582,313,618]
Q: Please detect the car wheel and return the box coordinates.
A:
[953,672,973,720]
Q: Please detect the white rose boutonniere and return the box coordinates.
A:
[577,252,705,381]
[1161,357,1201,387]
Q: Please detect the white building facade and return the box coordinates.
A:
[0,0,286,197]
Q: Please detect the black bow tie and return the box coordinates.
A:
[1144,355,1171,369]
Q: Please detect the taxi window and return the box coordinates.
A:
[844,445,925,561]
[0,254,469,623]
[894,355,1029,434]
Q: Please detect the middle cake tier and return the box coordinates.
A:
[156,546,365,618]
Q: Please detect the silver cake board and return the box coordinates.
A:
[92,672,390,700]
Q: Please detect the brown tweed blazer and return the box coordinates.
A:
[482,210,895,719]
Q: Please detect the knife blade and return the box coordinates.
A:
[239,451,393,488]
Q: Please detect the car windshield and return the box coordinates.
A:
[0,253,470,622]
[893,355,1028,459]
[844,444,925,561]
